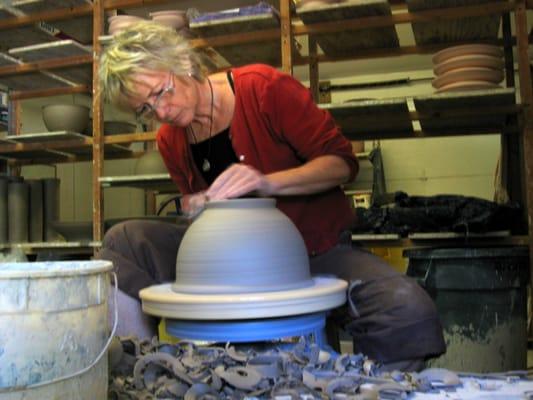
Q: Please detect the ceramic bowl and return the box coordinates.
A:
[151,14,188,30]
[432,44,503,65]
[172,198,314,294]
[434,54,504,76]
[134,150,168,175]
[42,104,90,133]
[108,15,145,35]
[432,67,504,89]
[436,80,500,93]
[50,220,93,242]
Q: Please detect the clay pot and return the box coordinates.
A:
[432,44,503,65]
[436,81,500,93]
[150,10,188,30]
[172,198,313,294]
[134,150,168,175]
[108,15,145,35]
[433,54,504,76]
[432,67,503,89]
[50,220,92,242]
[42,104,90,133]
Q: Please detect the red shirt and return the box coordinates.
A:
[157,64,358,255]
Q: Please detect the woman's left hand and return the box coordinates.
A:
[206,164,274,200]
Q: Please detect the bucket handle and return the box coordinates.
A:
[415,257,434,288]
[0,272,119,393]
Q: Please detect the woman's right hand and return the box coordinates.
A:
[180,191,209,219]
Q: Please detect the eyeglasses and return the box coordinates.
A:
[136,73,174,121]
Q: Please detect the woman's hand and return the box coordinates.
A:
[206,164,274,200]
[180,191,209,218]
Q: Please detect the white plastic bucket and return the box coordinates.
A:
[0,261,113,399]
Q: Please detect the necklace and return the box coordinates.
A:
[189,77,214,172]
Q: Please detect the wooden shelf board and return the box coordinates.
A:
[8,39,91,60]
[5,130,87,143]
[406,0,503,46]
[0,26,58,50]
[352,233,529,247]
[413,87,516,134]
[296,0,399,57]
[190,10,285,66]
[99,173,174,191]
[320,98,414,137]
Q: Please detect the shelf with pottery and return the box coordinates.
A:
[0,131,135,165]
[290,0,512,57]
[321,87,520,140]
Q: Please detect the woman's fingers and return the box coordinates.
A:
[207,164,267,200]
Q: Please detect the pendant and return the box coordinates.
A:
[202,158,211,172]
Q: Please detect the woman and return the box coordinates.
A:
[98,21,445,370]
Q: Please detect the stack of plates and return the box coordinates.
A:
[431,44,505,93]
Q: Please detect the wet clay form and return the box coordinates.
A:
[140,198,347,319]
[432,44,504,93]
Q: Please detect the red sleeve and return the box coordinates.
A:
[259,70,358,181]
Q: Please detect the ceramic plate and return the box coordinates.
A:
[436,80,501,93]
[434,54,504,76]
[432,44,503,65]
[140,276,347,320]
[432,67,504,89]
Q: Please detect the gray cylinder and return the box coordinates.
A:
[0,176,8,243]
[8,180,29,243]
[42,178,60,241]
[28,179,44,242]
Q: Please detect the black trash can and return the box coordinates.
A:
[404,246,529,373]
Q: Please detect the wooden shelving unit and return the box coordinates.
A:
[0,0,531,259]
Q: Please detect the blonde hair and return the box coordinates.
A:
[99,21,206,108]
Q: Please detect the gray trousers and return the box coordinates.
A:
[98,220,445,363]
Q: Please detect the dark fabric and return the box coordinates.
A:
[353,191,522,236]
[157,64,358,255]
[190,128,238,184]
[98,220,186,299]
[310,237,445,362]
[98,221,445,364]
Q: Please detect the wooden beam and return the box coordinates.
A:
[308,36,319,102]
[514,0,533,288]
[279,0,293,75]
[9,85,90,100]
[103,131,157,144]
[92,0,105,244]
[0,55,92,77]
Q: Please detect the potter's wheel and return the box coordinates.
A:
[140,276,347,320]
[139,198,348,343]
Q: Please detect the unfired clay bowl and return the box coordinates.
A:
[42,104,90,133]
[172,198,314,294]
[134,150,168,175]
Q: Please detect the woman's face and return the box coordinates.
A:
[128,69,197,127]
